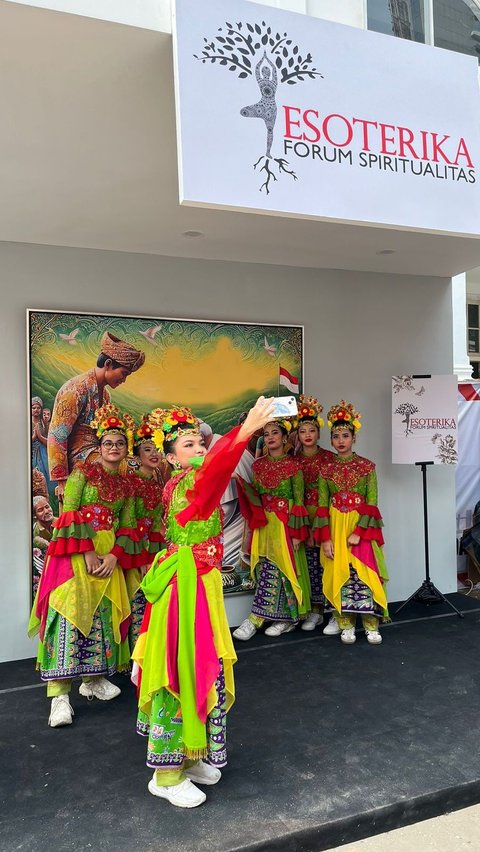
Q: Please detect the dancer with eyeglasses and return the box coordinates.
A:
[29,404,143,727]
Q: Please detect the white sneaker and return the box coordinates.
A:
[365,629,383,645]
[79,677,121,701]
[148,775,206,808]
[340,627,356,644]
[232,618,257,641]
[186,759,222,786]
[48,694,74,727]
[323,616,341,636]
[301,612,323,631]
[264,621,296,637]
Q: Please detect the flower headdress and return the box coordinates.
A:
[90,403,135,444]
[293,394,324,430]
[327,400,362,431]
[266,416,292,433]
[148,406,200,453]
[129,415,157,457]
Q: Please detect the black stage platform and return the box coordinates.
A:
[2,593,480,852]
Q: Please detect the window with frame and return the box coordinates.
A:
[467,301,480,356]
[433,0,480,60]
[367,0,426,41]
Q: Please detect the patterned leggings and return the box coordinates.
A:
[336,612,379,631]
[47,676,104,697]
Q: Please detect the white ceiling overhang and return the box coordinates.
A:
[1,0,480,277]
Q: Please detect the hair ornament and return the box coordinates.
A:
[147,406,201,448]
[90,403,135,441]
[266,417,293,433]
[293,394,324,430]
[327,400,362,431]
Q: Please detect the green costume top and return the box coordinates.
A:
[130,471,164,559]
[312,453,384,545]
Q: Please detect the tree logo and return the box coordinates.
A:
[394,402,418,436]
[194,18,323,194]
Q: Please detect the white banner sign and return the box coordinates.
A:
[172,0,480,235]
[392,375,458,465]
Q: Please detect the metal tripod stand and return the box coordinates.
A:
[395,462,463,618]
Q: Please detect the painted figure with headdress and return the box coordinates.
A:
[31,396,52,494]
[47,331,145,500]
[132,397,274,809]
[233,414,311,642]
[314,401,389,645]
[29,403,144,728]
[294,394,335,632]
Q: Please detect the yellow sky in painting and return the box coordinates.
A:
[145,339,276,404]
[41,335,283,405]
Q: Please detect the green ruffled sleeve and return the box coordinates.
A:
[48,467,95,555]
[353,469,385,545]
[237,475,267,529]
[288,469,309,540]
[113,495,146,570]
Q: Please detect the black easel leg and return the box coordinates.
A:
[394,580,464,618]
[394,462,464,619]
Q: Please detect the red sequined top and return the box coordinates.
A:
[313,453,384,545]
[297,449,335,507]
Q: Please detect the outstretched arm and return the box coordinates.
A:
[176,397,274,526]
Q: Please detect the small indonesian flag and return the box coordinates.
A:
[279,366,300,394]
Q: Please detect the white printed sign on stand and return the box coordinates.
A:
[172,0,480,234]
[392,375,458,465]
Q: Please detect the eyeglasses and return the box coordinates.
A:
[101,440,127,450]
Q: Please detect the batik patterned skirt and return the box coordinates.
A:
[37,597,130,680]
[137,663,227,771]
[250,557,300,623]
[339,566,384,618]
[305,545,325,609]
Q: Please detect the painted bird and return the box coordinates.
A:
[58,328,80,345]
[263,335,277,357]
[139,324,163,346]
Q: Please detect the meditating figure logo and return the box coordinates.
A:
[194,19,323,193]
[241,52,277,160]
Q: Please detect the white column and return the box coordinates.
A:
[452,273,473,383]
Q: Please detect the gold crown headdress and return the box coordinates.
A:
[90,403,135,450]
[265,416,292,433]
[293,394,324,430]
[327,400,362,431]
[148,406,200,453]
[129,414,157,457]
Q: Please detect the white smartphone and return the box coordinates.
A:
[270,396,298,418]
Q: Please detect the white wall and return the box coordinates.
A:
[453,274,473,381]
[3,0,366,32]
[0,241,456,662]
[249,0,366,25]
[467,267,480,299]
[1,0,169,31]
